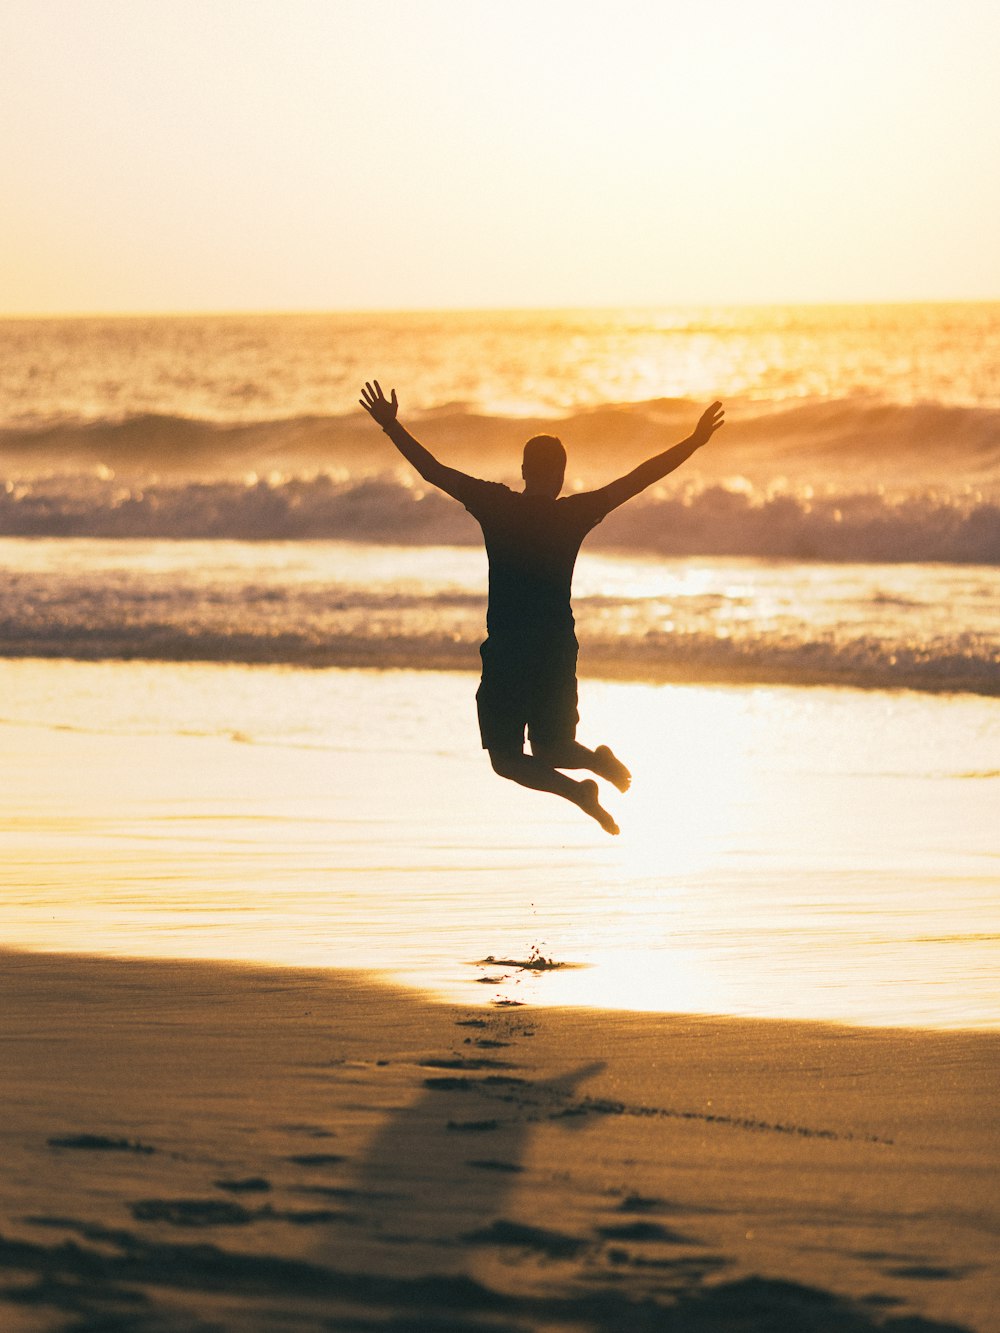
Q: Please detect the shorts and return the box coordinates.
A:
[475,636,579,754]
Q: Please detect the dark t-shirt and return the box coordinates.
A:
[454,477,612,652]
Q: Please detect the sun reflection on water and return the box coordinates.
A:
[2,661,997,1030]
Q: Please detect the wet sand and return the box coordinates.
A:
[1,949,996,1331]
[4,661,998,1031]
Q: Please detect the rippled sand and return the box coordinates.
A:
[2,950,996,1331]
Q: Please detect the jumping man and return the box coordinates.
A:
[361,382,724,834]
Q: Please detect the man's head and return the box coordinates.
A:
[521,434,566,498]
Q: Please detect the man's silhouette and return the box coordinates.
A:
[361,381,724,834]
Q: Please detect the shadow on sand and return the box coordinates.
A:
[0,955,974,1332]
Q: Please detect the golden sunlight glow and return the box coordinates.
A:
[598,685,750,882]
[1,0,998,313]
[5,658,998,1029]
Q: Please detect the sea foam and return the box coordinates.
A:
[2,468,997,565]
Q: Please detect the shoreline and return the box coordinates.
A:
[6,941,1000,1037]
[2,948,996,1330]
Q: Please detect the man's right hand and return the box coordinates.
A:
[360,380,399,428]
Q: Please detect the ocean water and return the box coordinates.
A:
[1,304,999,693]
[1,306,997,1026]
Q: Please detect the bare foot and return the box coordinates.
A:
[577,779,619,835]
[594,745,631,793]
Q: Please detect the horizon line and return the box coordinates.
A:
[2,296,1000,321]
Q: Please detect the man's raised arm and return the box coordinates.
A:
[590,401,725,514]
[360,380,474,502]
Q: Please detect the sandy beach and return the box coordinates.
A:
[1,949,996,1331]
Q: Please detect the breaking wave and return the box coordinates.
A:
[1,614,995,697]
[2,564,997,695]
[1,469,997,565]
[2,396,999,477]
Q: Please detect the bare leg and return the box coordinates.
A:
[488,749,619,835]
[531,740,631,793]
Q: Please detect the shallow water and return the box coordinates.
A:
[3,659,996,1029]
[3,538,998,694]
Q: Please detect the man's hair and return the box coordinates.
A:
[522,434,566,473]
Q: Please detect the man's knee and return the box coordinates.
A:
[488,747,521,779]
[530,739,570,767]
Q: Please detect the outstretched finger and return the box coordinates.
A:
[373,379,385,400]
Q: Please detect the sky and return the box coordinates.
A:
[1,0,998,314]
